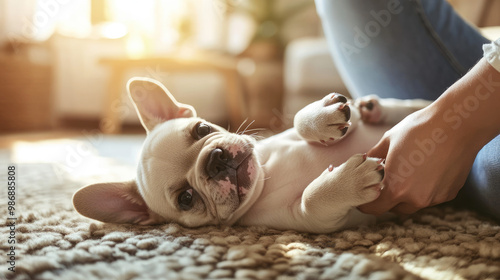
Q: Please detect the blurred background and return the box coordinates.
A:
[0,0,499,141]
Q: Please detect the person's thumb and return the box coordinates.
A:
[367,136,390,159]
[357,190,397,215]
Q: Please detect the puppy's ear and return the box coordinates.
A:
[127,77,197,132]
[72,181,163,225]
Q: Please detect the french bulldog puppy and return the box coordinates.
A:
[73,78,431,233]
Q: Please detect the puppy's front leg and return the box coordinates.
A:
[294,93,360,146]
[295,154,384,233]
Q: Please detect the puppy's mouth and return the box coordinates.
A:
[205,146,256,205]
[235,154,254,202]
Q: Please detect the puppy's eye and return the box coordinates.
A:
[194,122,211,139]
[178,188,194,210]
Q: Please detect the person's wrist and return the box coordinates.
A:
[425,89,490,157]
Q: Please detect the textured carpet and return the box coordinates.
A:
[1,136,500,280]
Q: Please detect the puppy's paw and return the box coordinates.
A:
[296,93,356,145]
[355,95,384,124]
[329,153,384,206]
[318,93,353,143]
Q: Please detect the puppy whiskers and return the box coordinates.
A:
[244,128,266,133]
[239,119,255,135]
[235,118,248,134]
[248,132,264,138]
[243,129,266,137]
[260,176,271,182]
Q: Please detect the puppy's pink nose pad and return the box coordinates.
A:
[206,148,229,178]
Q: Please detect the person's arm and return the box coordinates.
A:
[358,57,500,215]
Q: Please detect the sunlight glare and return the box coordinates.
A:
[99,22,128,39]
[126,32,147,58]
[10,139,135,181]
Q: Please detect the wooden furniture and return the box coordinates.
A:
[99,52,247,134]
[0,54,53,133]
[447,0,500,27]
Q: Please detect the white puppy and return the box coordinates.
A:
[73,78,431,233]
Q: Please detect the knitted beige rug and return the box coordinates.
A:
[1,136,500,280]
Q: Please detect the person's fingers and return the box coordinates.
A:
[357,186,400,215]
[367,135,390,159]
[392,194,449,215]
[390,202,421,215]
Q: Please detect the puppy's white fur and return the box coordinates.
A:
[73,78,431,233]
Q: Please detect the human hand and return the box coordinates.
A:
[357,107,479,215]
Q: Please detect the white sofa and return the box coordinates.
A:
[283,37,348,117]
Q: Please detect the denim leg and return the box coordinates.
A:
[459,136,500,222]
[418,0,488,72]
[314,0,488,100]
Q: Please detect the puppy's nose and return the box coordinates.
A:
[206,148,229,178]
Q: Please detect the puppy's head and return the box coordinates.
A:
[73,78,263,227]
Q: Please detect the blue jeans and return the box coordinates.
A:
[316,0,500,220]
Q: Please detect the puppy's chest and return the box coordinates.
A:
[255,125,386,200]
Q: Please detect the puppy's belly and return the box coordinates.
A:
[326,123,391,163]
[259,122,390,180]
[241,123,390,228]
